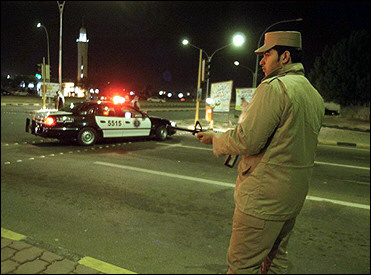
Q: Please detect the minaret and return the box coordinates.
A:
[76,21,89,89]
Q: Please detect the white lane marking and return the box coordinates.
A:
[342,179,370,186]
[95,161,369,210]
[306,196,369,210]
[314,161,369,171]
[94,161,234,188]
[157,143,370,171]
[156,143,213,151]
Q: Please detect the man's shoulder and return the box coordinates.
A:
[261,76,280,85]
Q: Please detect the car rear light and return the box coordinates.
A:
[45,116,56,126]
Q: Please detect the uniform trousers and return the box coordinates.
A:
[227,207,296,274]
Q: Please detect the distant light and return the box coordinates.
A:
[20,81,25,88]
[95,89,99,94]
[178,93,184,98]
[36,74,42,79]
[90,89,94,94]
[7,75,10,79]
[124,112,131,119]
[81,65,84,70]
[130,91,135,95]
[233,33,245,46]
[182,39,189,45]
[187,92,190,96]
[37,23,41,28]
[80,73,84,79]
[28,83,35,89]
[167,92,172,98]
[234,61,240,66]
[206,98,215,105]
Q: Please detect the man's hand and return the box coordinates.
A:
[196,132,214,144]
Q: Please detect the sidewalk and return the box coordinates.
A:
[1,228,135,274]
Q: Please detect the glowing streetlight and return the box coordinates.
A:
[37,23,50,67]
[233,33,245,46]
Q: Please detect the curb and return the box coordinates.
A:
[322,124,370,133]
[318,139,370,149]
[1,228,137,274]
[1,103,41,106]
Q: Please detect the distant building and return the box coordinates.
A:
[76,24,89,92]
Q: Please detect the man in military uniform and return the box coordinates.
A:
[196,31,325,273]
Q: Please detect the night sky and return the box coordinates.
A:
[1,1,370,93]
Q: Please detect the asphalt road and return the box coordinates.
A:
[1,105,370,274]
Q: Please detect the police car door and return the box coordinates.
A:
[120,106,151,137]
[95,104,123,138]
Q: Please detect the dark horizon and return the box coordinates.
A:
[1,1,369,93]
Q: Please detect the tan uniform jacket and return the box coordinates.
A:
[213,63,325,221]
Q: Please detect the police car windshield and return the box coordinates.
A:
[60,102,86,113]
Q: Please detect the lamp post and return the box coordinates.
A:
[252,18,303,88]
[182,34,245,125]
[234,60,256,86]
[182,39,203,124]
[57,1,66,94]
[37,23,50,68]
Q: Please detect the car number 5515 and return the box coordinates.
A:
[107,120,122,127]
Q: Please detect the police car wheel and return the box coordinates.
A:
[156,125,168,141]
[77,127,98,146]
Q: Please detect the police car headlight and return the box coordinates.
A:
[56,116,74,123]
[170,121,177,127]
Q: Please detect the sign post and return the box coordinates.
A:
[209,80,233,128]
[194,49,203,125]
[42,57,46,109]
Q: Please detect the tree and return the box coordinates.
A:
[308,30,370,106]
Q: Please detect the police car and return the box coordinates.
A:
[25,98,177,146]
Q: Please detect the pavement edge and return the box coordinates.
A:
[1,227,137,274]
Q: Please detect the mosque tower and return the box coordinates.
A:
[76,22,89,90]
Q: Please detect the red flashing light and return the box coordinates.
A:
[45,116,56,126]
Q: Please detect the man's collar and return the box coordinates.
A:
[262,63,305,81]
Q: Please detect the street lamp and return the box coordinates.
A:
[204,33,245,99]
[182,33,245,127]
[252,18,303,88]
[36,23,50,68]
[57,1,66,94]
[234,60,256,86]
